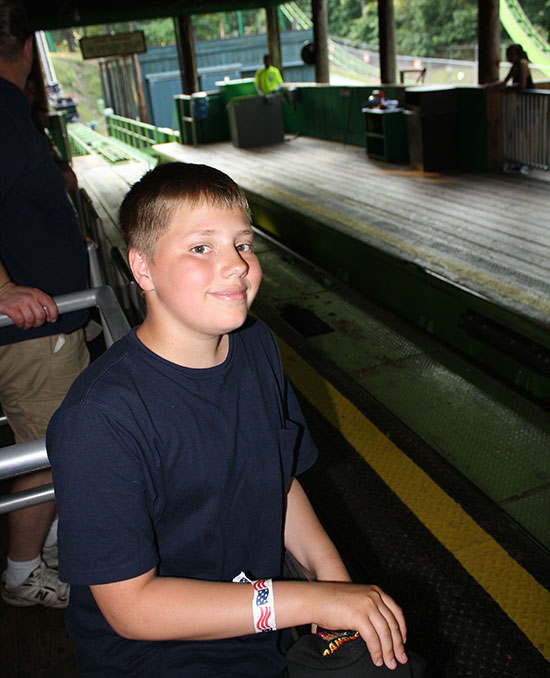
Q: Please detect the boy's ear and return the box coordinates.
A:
[128,248,154,293]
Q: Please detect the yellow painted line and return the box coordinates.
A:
[277,337,550,660]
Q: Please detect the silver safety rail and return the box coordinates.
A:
[74,188,114,287]
[0,286,130,514]
[502,89,550,170]
[74,188,145,325]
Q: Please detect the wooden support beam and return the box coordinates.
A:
[174,14,198,95]
[478,0,500,84]
[266,7,283,74]
[478,0,501,168]
[378,0,396,84]
[485,86,503,170]
[312,0,329,83]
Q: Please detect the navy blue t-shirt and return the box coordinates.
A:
[0,77,88,344]
[47,318,318,677]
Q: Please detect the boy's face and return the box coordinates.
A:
[133,202,262,343]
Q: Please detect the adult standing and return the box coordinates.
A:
[503,43,534,90]
[254,54,283,95]
[0,0,89,607]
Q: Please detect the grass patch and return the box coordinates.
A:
[50,52,107,134]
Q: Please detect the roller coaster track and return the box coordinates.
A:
[279,2,311,31]
[280,2,378,78]
[500,0,550,77]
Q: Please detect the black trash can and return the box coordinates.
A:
[405,86,457,171]
[227,93,284,148]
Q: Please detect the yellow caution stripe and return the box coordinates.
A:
[278,337,550,661]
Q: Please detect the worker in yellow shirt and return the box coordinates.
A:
[254,54,283,95]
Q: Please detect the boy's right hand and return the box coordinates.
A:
[310,582,408,671]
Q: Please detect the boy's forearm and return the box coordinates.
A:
[93,574,408,671]
[91,572,316,641]
[98,576,255,641]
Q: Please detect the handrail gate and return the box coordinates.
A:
[0,287,131,514]
[502,89,550,170]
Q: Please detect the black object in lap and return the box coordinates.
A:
[286,629,427,677]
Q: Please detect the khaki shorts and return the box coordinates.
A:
[0,330,89,443]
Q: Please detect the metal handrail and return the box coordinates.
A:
[0,483,54,515]
[0,286,131,514]
[502,88,550,169]
[0,286,130,348]
[0,437,48,480]
[87,240,104,288]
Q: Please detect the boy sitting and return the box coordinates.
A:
[47,162,409,677]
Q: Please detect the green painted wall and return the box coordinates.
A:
[456,87,489,170]
[175,80,491,171]
[175,92,230,143]
[282,84,408,147]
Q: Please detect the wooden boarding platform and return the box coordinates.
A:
[152,137,550,330]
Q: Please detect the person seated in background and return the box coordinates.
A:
[47,161,414,677]
[503,43,534,90]
[254,53,283,95]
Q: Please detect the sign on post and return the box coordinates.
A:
[79,31,146,60]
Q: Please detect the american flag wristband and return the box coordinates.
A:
[251,578,277,633]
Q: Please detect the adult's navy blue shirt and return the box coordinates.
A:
[0,76,88,344]
[47,318,318,677]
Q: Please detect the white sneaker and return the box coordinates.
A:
[42,543,58,570]
[1,562,70,609]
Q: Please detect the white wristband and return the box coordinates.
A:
[251,578,277,633]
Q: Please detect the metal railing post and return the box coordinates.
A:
[0,286,132,514]
[0,287,130,348]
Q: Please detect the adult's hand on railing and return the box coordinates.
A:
[0,287,130,346]
[0,282,58,330]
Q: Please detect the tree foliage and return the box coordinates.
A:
[520,0,550,40]
[326,0,550,55]
[395,0,478,56]
[192,10,265,41]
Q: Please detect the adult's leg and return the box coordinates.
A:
[0,330,89,561]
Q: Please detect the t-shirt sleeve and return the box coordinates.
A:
[274,68,283,87]
[256,320,318,475]
[47,404,159,586]
[285,377,318,476]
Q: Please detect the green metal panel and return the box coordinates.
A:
[283,84,492,169]
[281,84,409,147]
[364,109,409,162]
[216,78,257,105]
[175,92,230,144]
[456,87,489,170]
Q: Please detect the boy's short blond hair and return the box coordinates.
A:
[119,162,251,260]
